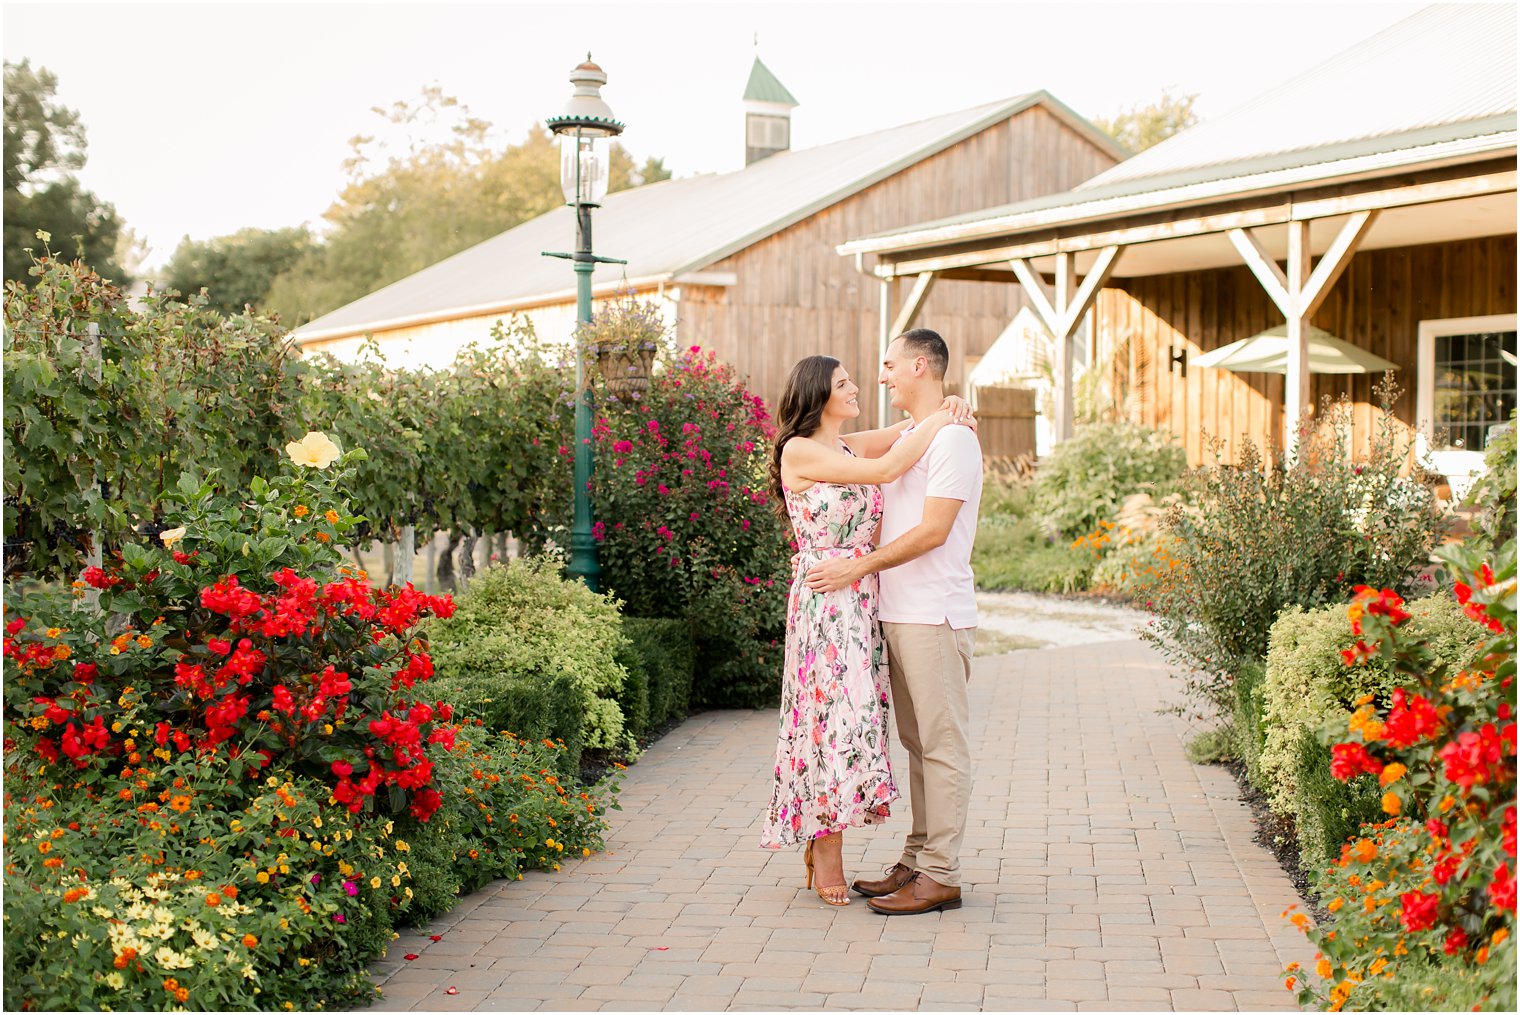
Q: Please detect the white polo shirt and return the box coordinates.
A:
[878,423,983,628]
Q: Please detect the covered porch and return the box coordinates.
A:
[841,141,1516,466]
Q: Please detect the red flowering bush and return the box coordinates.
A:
[579,346,791,707]
[1288,538,1516,1011]
[4,445,458,823]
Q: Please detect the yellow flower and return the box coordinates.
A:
[159,527,187,548]
[370,877,381,889]
[312,816,322,829]
[284,431,341,470]
[256,872,269,884]
[393,839,409,852]
[45,627,61,639]
[391,875,401,887]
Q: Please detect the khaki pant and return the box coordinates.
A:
[882,622,976,887]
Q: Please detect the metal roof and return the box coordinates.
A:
[743,57,798,106]
[296,91,1122,341]
[845,3,1518,252]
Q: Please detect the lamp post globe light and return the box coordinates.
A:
[542,55,626,591]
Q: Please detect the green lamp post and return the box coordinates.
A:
[543,55,626,591]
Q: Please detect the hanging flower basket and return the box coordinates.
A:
[574,291,669,402]
[593,341,659,399]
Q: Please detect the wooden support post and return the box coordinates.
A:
[877,276,896,428]
[1054,253,1075,443]
[1285,220,1311,455]
[1228,212,1380,461]
[1008,246,1123,445]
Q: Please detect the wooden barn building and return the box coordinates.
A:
[292,58,1124,429]
[840,3,1517,485]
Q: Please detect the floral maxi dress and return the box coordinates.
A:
[759,450,897,849]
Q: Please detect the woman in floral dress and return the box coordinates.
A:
[759,355,968,905]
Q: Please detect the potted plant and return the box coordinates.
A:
[574,292,668,400]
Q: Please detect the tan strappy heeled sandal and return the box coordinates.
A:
[804,838,850,906]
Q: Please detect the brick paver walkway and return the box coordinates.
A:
[368,640,1313,1011]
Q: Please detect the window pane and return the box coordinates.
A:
[1433,329,1517,449]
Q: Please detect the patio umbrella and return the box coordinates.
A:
[1193,324,1400,374]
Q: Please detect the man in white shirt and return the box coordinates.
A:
[804,328,983,915]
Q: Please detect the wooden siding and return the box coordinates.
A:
[675,105,1118,427]
[1098,235,1518,465]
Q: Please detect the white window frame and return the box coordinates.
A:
[1416,312,1518,449]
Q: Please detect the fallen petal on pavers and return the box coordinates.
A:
[430,934,442,941]
[654,946,668,951]
[444,987,459,995]
[403,953,418,960]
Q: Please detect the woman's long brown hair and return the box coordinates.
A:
[768,355,841,519]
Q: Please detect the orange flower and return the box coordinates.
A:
[1493,929,1510,947]
[324,509,339,524]
[1290,913,1310,931]
[1381,792,1402,816]
[315,532,331,543]
[204,892,221,907]
[136,635,153,649]
[222,884,238,899]
[62,887,86,903]
[174,988,188,1004]
[1316,958,1333,978]
[42,857,62,868]
[37,841,51,854]
[1328,897,1345,912]
[1351,839,1378,864]
[1378,763,1407,787]
[169,795,191,813]
[242,934,258,948]
[294,504,310,517]
[184,869,202,880]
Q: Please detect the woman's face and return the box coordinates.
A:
[824,365,861,421]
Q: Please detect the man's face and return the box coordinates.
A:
[879,338,922,411]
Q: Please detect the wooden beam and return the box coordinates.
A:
[889,271,937,339]
[878,276,896,428]
[1059,245,1123,337]
[1299,210,1379,318]
[1285,220,1312,455]
[1227,227,1293,317]
[1054,253,1075,443]
[874,164,1515,278]
[1008,258,1060,335]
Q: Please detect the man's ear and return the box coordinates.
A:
[912,356,928,377]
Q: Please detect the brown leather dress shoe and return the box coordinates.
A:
[865,872,962,915]
[851,863,915,898]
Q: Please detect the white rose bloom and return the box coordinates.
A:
[159,526,187,547]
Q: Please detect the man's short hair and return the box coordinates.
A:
[897,328,949,380]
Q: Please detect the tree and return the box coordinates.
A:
[3,60,130,284]
[264,88,671,326]
[162,226,315,317]
[1092,87,1200,154]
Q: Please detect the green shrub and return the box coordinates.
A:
[1229,661,1268,787]
[1291,730,1384,877]
[973,516,1095,594]
[401,728,612,920]
[618,616,695,737]
[427,557,631,768]
[1142,390,1446,716]
[1259,595,1478,818]
[1030,422,1187,540]
[1184,724,1236,765]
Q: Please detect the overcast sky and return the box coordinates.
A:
[4,0,1425,270]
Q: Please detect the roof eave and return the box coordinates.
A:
[837,129,1518,259]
